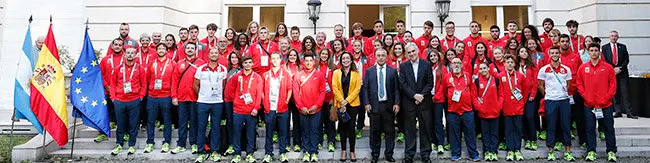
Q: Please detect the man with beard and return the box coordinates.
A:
[201,23,219,49]
[97,38,125,143]
[399,43,434,163]
[110,48,147,155]
[217,36,231,66]
[328,24,348,51]
[394,19,406,44]
[144,44,177,154]
[444,58,479,162]
[108,23,139,50]
[566,20,585,54]
[487,25,507,59]
[539,18,554,52]
[441,21,460,53]
[172,42,206,155]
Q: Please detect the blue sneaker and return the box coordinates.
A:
[451,156,460,161]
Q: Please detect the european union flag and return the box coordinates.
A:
[70,26,110,136]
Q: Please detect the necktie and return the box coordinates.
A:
[613,44,618,65]
[379,67,385,98]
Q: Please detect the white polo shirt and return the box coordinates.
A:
[537,64,572,101]
[195,64,228,104]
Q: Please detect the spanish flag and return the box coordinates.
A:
[30,23,68,146]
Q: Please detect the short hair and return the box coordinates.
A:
[375,48,387,55]
[206,23,218,30]
[559,34,570,40]
[260,26,268,31]
[507,20,518,25]
[139,33,151,41]
[566,20,579,28]
[303,52,315,60]
[542,18,555,27]
[242,56,253,62]
[179,28,189,32]
[424,20,434,28]
[185,42,197,49]
[334,24,344,29]
[155,43,167,50]
[504,55,516,62]
[271,52,282,58]
[593,37,602,43]
[405,31,413,36]
[291,26,300,33]
[445,21,455,26]
[352,22,364,30]
[469,21,481,30]
[549,46,560,52]
[396,19,405,25]
[189,24,199,31]
[587,43,600,50]
[610,30,619,34]
[490,25,500,31]
[374,20,384,26]
[120,23,129,26]
[405,42,419,53]
[112,37,124,44]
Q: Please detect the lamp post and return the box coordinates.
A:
[435,0,451,34]
[307,0,322,34]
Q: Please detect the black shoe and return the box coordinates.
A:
[628,115,639,119]
[614,113,623,118]
[371,157,379,163]
[402,158,413,163]
[386,156,396,162]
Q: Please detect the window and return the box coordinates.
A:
[471,6,497,40]
[503,6,528,30]
[260,7,285,33]
[382,6,406,34]
[228,7,253,33]
[471,5,530,41]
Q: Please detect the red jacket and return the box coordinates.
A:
[387,56,407,71]
[223,66,241,102]
[110,62,147,102]
[147,58,176,98]
[394,33,405,44]
[262,68,293,113]
[498,71,527,116]
[560,51,581,95]
[519,64,539,99]
[292,69,326,113]
[217,48,231,66]
[353,55,374,80]
[100,52,124,94]
[317,62,334,102]
[365,34,384,60]
[431,65,447,103]
[232,71,264,114]
[576,60,617,108]
[245,40,278,74]
[200,36,218,49]
[445,72,476,115]
[441,36,460,54]
[499,33,522,44]
[172,57,206,102]
[568,34,585,54]
[539,33,553,52]
[415,34,432,54]
[290,40,302,53]
[107,36,139,51]
[487,38,508,59]
[346,36,367,54]
[177,41,209,63]
[472,75,502,118]
[463,34,488,59]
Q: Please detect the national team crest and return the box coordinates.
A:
[541,38,545,42]
[560,68,566,73]
[420,40,425,46]
[468,42,472,47]
[33,64,58,89]
[107,58,112,64]
[585,67,590,73]
[480,84,484,89]
[181,63,186,69]
[501,76,507,82]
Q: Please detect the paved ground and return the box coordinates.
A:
[39,157,650,163]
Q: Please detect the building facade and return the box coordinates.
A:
[0,0,649,110]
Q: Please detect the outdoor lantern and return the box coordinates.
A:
[436,0,451,34]
[307,0,322,34]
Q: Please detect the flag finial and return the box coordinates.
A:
[49,15,52,23]
[29,15,33,24]
[85,18,89,30]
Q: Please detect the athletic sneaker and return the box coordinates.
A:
[600,131,606,141]
[279,153,289,163]
[356,130,363,139]
[231,155,242,163]
[585,151,597,162]
[127,147,136,155]
[143,144,154,153]
[498,142,507,150]
[111,144,123,155]
[302,153,311,162]
[225,145,235,155]
[170,146,185,154]
[195,154,207,163]
[554,142,563,151]
[547,151,556,161]
[607,151,617,162]
[310,153,319,162]
[514,151,523,161]
[192,144,199,154]
[245,154,256,162]
[262,154,272,163]
[396,132,405,142]
[293,145,301,152]
[94,134,108,143]
[437,145,445,154]
[564,151,576,161]
[211,152,222,161]
[328,142,335,152]
[506,151,514,161]
[161,143,170,153]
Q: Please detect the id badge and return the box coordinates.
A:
[261,56,269,66]
[452,90,462,102]
[211,87,219,97]
[512,89,523,101]
[472,75,478,80]
[325,83,331,93]
[593,108,604,119]
[124,82,132,94]
[242,93,253,104]
[569,95,575,104]
[154,79,163,90]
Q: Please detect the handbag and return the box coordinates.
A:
[329,105,339,121]
[338,107,351,123]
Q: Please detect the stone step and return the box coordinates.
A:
[49,146,650,161]
[65,134,650,150]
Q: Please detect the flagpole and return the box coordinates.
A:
[69,115,77,160]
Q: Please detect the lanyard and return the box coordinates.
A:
[432,66,439,89]
[519,64,527,76]
[549,66,568,93]
[121,62,137,83]
[443,37,458,50]
[110,54,124,74]
[208,65,225,87]
[267,68,284,81]
[153,59,170,79]
[258,41,271,55]
[300,70,316,87]
[239,73,254,93]
[172,50,177,61]
[506,71,518,91]
[185,59,198,68]
[450,74,468,91]
[481,76,492,98]
[569,35,581,52]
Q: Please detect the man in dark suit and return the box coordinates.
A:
[398,43,434,163]
[362,49,400,163]
[601,30,637,119]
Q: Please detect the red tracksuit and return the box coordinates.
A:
[445,72,476,115]
[431,66,447,103]
[463,34,488,60]
[292,69,326,112]
[499,33,522,44]
[347,36,367,54]
[217,49,231,66]
[110,62,147,101]
[415,34,432,54]
[394,33,405,44]
[200,37,218,49]
[317,62,334,103]
[498,71,527,116]
[262,68,293,113]
[100,52,124,94]
[224,66,241,103]
[519,64,539,100]
[441,36,460,55]
[147,58,176,98]
[176,41,209,63]
[568,35,585,54]
[365,34,384,60]
[472,75,502,119]
[388,56,407,71]
[290,40,302,53]
[353,56,373,81]
[245,40,279,74]
[232,71,264,114]
[487,38,508,59]
[539,33,553,52]
[492,60,505,74]
[172,57,206,102]
[576,60,617,108]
